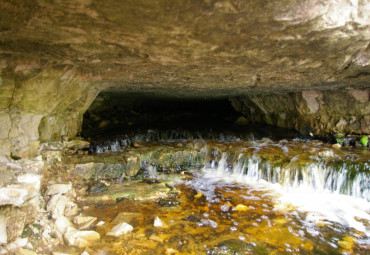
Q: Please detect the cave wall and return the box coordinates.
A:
[0,68,100,158]
[230,89,370,136]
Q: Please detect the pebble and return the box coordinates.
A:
[234,204,250,212]
[332,143,342,149]
[153,216,165,228]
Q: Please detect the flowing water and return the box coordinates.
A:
[62,132,369,254]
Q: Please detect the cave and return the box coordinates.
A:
[80,91,301,143]
[0,0,369,254]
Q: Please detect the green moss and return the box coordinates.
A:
[360,136,368,147]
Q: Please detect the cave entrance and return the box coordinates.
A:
[82,91,244,139]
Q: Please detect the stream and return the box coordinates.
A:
[53,130,369,254]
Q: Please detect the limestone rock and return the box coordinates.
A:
[46,184,72,196]
[106,222,133,237]
[64,230,100,248]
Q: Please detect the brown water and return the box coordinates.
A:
[77,173,369,255]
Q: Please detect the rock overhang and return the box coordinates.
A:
[0,0,369,96]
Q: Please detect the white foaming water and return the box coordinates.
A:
[200,158,370,236]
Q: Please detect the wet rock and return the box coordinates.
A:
[165,248,179,255]
[106,222,133,237]
[182,215,201,222]
[157,198,180,207]
[73,216,97,230]
[46,183,72,196]
[220,204,231,212]
[64,229,100,248]
[234,204,250,212]
[332,143,342,149]
[88,181,108,194]
[125,154,140,176]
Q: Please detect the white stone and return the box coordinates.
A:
[0,186,29,206]
[55,216,74,235]
[0,214,7,244]
[154,216,164,228]
[64,229,100,248]
[106,222,133,237]
[14,237,28,247]
[46,183,72,196]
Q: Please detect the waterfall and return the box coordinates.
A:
[204,152,369,201]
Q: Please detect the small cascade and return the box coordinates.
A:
[204,151,369,201]
[88,129,253,152]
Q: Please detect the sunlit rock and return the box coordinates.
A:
[106,222,133,237]
[55,216,74,235]
[234,204,250,212]
[165,248,179,255]
[73,216,97,230]
[153,216,165,228]
[64,229,100,248]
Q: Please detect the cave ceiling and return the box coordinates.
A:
[1,0,370,97]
